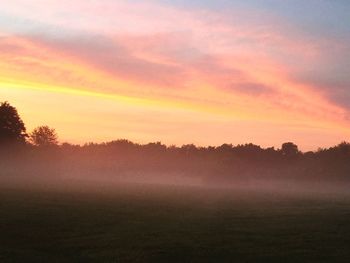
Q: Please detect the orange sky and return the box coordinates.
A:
[1,0,350,150]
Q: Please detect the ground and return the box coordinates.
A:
[0,180,350,262]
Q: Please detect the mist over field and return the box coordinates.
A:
[1,150,350,262]
[1,121,350,262]
[1,138,350,198]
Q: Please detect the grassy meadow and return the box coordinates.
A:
[0,180,350,262]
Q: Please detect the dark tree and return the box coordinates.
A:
[30,126,58,147]
[0,101,27,145]
[281,142,299,157]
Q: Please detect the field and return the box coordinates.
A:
[0,180,350,262]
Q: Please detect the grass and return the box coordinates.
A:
[0,180,350,262]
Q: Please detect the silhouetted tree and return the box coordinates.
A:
[30,126,58,147]
[281,142,299,157]
[0,101,27,145]
[334,141,350,156]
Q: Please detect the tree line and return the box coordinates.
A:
[1,101,349,184]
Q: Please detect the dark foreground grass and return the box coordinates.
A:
[0,181,350,262]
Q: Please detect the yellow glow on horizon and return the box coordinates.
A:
[1,78,349,134]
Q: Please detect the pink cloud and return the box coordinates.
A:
[1,0,349,132]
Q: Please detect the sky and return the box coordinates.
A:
[0,0,350,150]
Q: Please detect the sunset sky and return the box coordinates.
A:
[1,0,350,150]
